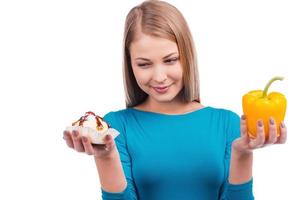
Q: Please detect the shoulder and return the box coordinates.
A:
[103,108,130,132]
[209,106,241,140]
[207,106,240,118]
[103,108,129,124]
[206,106,241,133]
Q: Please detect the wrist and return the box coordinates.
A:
[232,146,253,159]
[94,147,119,162]
[229,147,253,184]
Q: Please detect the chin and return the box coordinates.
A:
[154,97,174,103]
[151,92,179,103]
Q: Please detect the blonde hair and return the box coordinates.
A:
[123,0,200,108]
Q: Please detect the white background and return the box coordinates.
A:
[0,0,299,199]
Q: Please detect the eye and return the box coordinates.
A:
[137,63,150,67]
[164,57,179,64]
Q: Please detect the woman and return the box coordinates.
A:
[63,1,287,199]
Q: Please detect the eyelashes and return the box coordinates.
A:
[137,57,179,67]
[137,63,149,67]
[165,57,179,64]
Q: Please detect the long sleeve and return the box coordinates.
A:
[219,111,255,200]
[101,111,138,200]
[98,107,254,200]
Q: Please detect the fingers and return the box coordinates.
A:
[63,130,95,155]
[266,117,278,144]
[81,136,95,155]
[249,120,265,149]
[63,131,74,148]
[276,122,287,144]
[70,130,85,152]
[240,116,287,151]
[63,130,117,157]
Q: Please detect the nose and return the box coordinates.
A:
[153,65,167,83]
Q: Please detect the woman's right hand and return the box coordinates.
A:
[63,130,117,159]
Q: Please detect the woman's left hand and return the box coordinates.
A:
[232,115,287,155]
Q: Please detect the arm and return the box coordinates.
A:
[219,111,254,200]
[228,150,253,184]
[224,112,287,200]
[101,111,138,200]
[94,148,127,193]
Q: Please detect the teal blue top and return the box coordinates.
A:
[102,106,254,200]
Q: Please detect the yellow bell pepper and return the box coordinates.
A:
[242,76,287,138]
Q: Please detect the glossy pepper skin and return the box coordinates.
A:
[242,77,287,138]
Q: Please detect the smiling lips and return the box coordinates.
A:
[154,86,168,89]
[152,85,171,94]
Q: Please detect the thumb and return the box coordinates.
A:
[104,134,112,142]
[240,115,248,138]
[103,134,115,151]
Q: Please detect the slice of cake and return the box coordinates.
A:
[66,111,119,144]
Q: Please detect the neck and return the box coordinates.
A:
[143,96,187,114]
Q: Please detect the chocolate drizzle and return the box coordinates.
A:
[72,111,110,131]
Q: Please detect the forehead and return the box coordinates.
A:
[130,33,178,59]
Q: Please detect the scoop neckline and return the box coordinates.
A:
[128,106,211,117]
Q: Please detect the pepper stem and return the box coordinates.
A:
[262,76,284,98]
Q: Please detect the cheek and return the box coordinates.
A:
[170,65,183,82]
[132,68,151,86]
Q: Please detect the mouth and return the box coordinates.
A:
[154,86,168,89]
[152,84,172,94]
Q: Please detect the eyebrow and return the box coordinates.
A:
[135,52,178,61]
